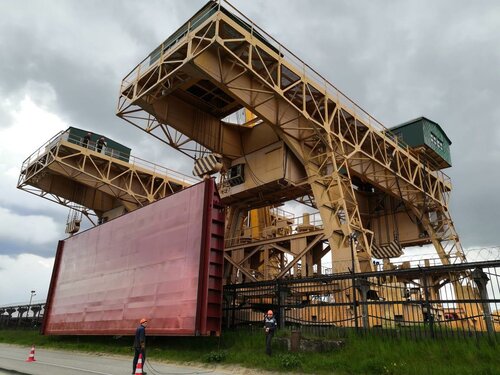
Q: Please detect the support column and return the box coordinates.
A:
[422,270,435,338]
[472,268,495,337]
[278,283,288,329]
[356,278,371,329]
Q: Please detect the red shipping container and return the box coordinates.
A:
[43,179,224,336]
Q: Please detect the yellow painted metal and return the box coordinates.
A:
[14,1,480,330]
[17,130,196,223]
[249,209,260,239]
[116,0,466,280]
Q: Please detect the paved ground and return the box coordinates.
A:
[0,343,231,375]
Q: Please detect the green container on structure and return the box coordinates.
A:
[148,1,279,66]
[65,127,132,163]
[388,117,452,169]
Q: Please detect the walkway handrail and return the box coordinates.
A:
[19,130,200,187]
[119,0,451,187]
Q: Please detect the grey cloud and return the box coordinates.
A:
[0,0,499,256]
[0,241,56,257]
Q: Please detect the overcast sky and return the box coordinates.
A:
[0,0,499,305]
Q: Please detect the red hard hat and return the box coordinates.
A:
[140,318,148,324]
[267,310,273,315]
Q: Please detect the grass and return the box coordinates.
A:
[0,328,498,374]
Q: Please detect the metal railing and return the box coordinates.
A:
[119,0,451,189]
[3,258,499,340]
[18,130,200,187]
[224,211,324,248]
[223,260,500,340]
[0,302,45,329]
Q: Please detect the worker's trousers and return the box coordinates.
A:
[265,331,274,355]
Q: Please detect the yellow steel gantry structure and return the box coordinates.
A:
[14,1,485,331]
[18,130,196,226]
[117,1,466,282]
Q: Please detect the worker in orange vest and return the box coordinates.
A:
[263,310,277,355]
[132,318,148,374]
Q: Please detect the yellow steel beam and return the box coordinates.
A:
[116,2,466,274]
[18,132,195,216]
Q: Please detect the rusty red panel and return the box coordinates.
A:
[42,179,224,336]
[196,178,224,335]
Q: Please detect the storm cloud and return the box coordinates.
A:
[0,0,499,302]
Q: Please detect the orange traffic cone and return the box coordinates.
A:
[134,353,143,374]
[26,344,36,362]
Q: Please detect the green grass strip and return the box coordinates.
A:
[0,329,498,374]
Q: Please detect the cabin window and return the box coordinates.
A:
[430,132,444,151]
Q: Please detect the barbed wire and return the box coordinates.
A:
[464,246,500,261]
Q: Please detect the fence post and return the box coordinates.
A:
[422,268,435,339]
[350,234,359,331]
[355,277,370,330]
[472,268,495,337]
[231,287,237,329]
[277,280,287,329]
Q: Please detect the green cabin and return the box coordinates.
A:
[148,1,279,67]
[65,127,132,163]
[389,117,452,169]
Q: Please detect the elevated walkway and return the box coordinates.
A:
[18,130,197,220]
[117,0,465,270]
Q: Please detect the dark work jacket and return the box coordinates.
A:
[133,325,146,348]
[264,316,277,333]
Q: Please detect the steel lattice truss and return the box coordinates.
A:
[117,1,466,277]
[18,134,195,217]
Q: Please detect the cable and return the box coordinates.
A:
[144,334,224,375]
[145,360,216,375]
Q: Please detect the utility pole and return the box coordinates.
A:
[28,290,36,322]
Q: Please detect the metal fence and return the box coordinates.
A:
[0,303,45,329]
[223,260,500,340]
[3,260,499,341]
